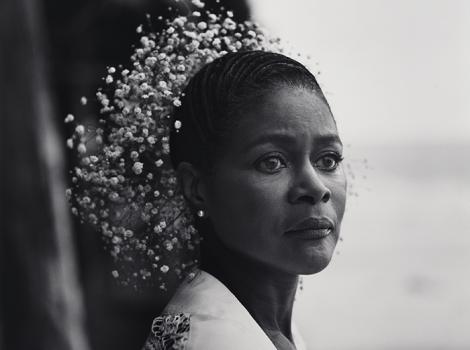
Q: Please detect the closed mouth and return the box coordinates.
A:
[286,227,332,240]
[286,217,334,240]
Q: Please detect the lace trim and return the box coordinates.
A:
[142,313,190,350]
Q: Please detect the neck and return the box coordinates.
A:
[199,232,299,341]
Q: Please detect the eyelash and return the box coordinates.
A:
[255,153,288,174]
[315,152,344,172]
[254,152,344,174]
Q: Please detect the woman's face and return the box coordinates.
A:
[201,86,347,275]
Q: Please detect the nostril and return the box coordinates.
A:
[321,189,331,203]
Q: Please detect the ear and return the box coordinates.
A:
[176,161,207,210]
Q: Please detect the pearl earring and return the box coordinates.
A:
[196,210,205,218]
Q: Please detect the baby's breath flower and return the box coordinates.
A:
[140,36,149,46]
[173,17,186,28]
[192,0,205,8]
[112,235,122,245]
[105,75,113,84]
[197,21,207,30]
[66,138,74,149]
[223,18,236,31]
[65,114,74,123]
[132,161,144,174]
[109,192,119,201]
[208,13,217,22]
[77,143,86,154]
[145,56,157,67]
[160,265,169,273]
[75,124,85,135]
[130,151,139,160]
[164,241,173,251]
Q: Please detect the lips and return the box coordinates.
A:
[286,217,334,240]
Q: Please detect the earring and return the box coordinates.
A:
[196,209,205,218]
[299,276,304,291]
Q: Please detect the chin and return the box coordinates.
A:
[296,240,337,275]
[299,255,333,275]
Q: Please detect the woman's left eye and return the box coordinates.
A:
[314,153,343,171]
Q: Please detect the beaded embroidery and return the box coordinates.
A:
[143,313,191,350]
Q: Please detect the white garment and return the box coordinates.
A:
[143,269,307,350]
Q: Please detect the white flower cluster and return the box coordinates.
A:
[66,1,284,289]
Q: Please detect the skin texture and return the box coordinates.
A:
[178,86,347,349]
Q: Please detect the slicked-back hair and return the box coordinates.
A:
[169,50,329,173]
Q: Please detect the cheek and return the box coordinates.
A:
[328,169,348,222]
[205,172,287,245]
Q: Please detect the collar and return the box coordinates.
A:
[163,269,306,350]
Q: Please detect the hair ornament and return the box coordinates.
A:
[65,0,294,289]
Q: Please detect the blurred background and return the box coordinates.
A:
[1,0,469,349]
[252,1,470,349]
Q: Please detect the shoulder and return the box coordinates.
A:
[141,269,276,350]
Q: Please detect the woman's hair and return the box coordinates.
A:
[169,50,329,173]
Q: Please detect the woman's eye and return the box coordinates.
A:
[315,154,343,171]
[255,155,287,173]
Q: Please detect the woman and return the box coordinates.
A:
[66,7,346,349]
[141,50,347,349]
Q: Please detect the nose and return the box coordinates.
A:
[288,163,331,205]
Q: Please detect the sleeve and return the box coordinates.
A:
[141,313,191,350]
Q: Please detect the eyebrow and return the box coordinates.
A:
[243,132,343,152]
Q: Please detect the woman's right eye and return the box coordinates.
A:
[255,154,287,173]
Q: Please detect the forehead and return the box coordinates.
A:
[231,86,338,147]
